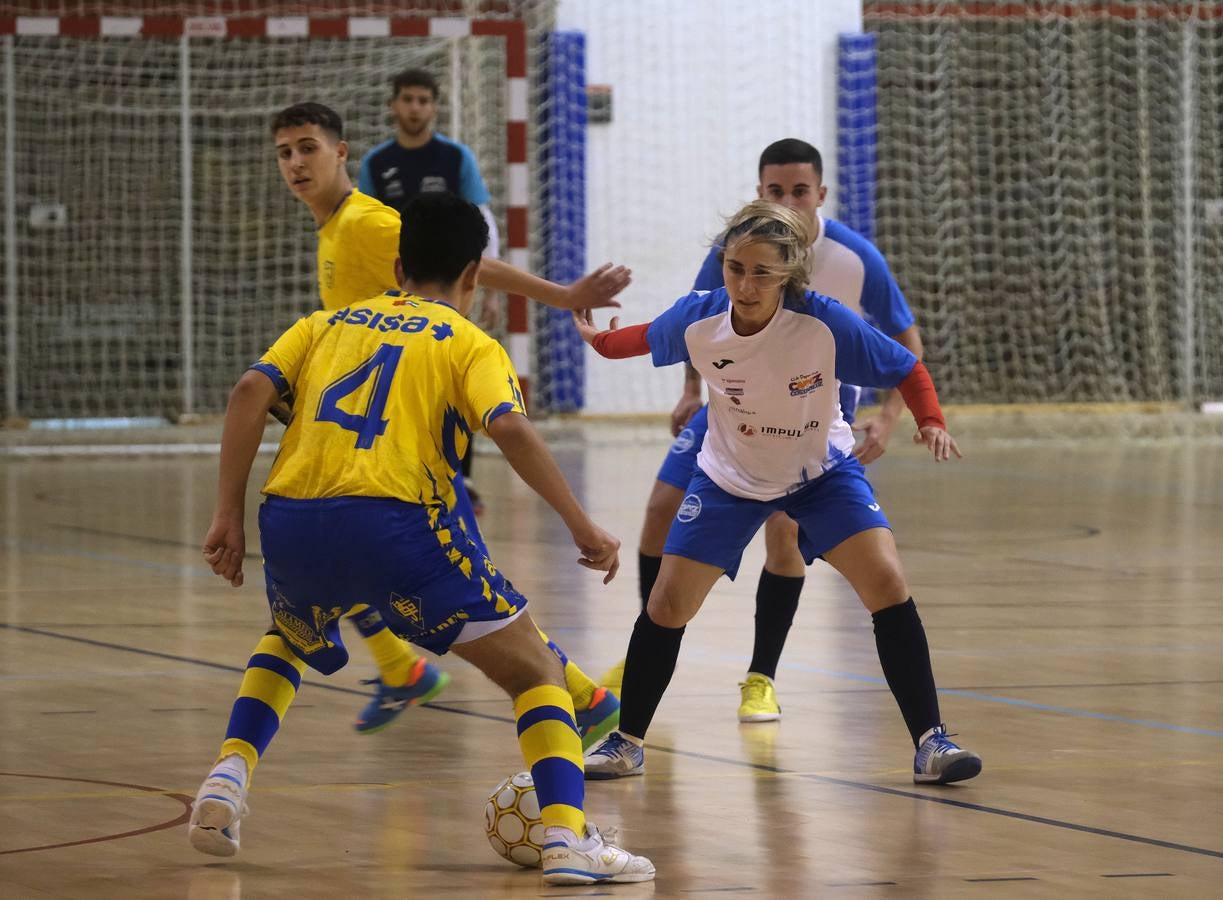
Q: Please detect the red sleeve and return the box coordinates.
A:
[591,322,651,359]
[897,360,946,430]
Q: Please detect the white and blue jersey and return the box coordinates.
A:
[647,287,917,502]
[658,215,915,490]
[357,133,491,214]
[691,214,915,422]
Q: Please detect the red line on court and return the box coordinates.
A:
[0,772,192,855]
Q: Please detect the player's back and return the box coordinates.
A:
[256,290,524,507]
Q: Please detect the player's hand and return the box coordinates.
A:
[914,425,962,462]
[478,291,502,332]
[562,263,631,310]
[572,522,621,584]
[852,413,898,464]
[202,513,246,587]
[670,393,703,437]
[571,308,619,346]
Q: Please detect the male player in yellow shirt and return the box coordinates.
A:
[188,193,653,884]
[272,102,621,741]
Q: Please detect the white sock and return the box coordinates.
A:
[544,826,581,846]
[621,732,645,748]
[210,754,249,785]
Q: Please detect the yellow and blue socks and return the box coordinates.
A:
[349,605,422,688]
[216,631,306,775]
[514,684,586,840]
[536,626,600,711]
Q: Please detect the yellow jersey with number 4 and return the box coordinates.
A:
[316,190,401,310]
[251,290,525,506]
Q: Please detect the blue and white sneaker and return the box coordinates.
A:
[189,756,249,857]
[913,725,982,784]
[575,687,621,751]
[583,731,645,780]
[541,823,655,885]
[354,658,451,734]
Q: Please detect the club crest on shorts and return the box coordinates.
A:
[390,592,425,628]
[270,588,340,656]
[671,427,695,454]
[677,494,702,523]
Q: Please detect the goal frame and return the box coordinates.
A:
[0,12,534,422]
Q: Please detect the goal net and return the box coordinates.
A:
[863,0,1223,407]
[0,1,558,423]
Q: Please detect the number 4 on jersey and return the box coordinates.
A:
[315,344,403,449]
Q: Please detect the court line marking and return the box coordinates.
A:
[5,619,1222,739]
[1101,872,1174,878]
[668,748,1223,861]
[728,655,1223,739]
[0,772,191,855]
[3,623,1223,861]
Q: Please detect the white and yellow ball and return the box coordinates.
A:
[484,771,546,867]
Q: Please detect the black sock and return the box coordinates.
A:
[638,552,662,612]
[747,569,804,680]
[872,598,941,747]
[618,611,685,739]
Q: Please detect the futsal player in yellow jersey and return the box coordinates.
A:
[272,102,622,740]
[189,193,653,884]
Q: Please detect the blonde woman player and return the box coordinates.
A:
[577,200,982,787]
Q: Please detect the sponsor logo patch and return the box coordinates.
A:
[788,371,824,397]
[752,419,821,439]
[677,494,703,522]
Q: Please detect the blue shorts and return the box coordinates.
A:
[656,405,709,489]
[657,394,860,490]
[451,472,489,556]
[662,458,889,579]
[258,494,525,673]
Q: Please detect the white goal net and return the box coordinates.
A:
[0,1,557,423]
[864,0,1223,406]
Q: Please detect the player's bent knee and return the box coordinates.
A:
[645,584,698,629]
[857,569,910,613]
[450,612,564,697]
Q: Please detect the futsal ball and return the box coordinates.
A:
[484,771,545,867]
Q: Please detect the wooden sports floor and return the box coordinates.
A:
[2,421,1222,898]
